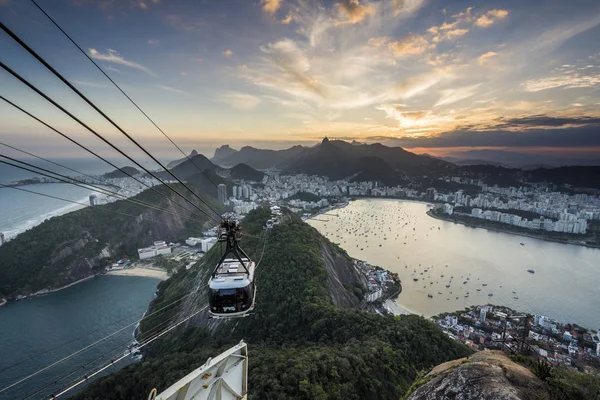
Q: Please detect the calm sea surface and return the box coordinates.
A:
[0,276,159,400]
[308,199,600,330]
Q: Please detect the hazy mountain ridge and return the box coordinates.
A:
[165,150,199,169]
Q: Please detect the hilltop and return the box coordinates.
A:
[0,185,225,299]
[75,208,472,399]
[102,166,140,179]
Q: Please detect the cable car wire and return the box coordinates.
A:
[30,0,221,191]
[0,292,198,395]
[0,61,220,225]
[0,22,222,222]
[0,286,193,376]
[22,307,194,400]
[0,95,211,221]
[0,184,177,227]
[0,141,124,189]
[49,305,209,399]
[0,157,207,224]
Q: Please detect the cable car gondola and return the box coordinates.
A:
[208,219,256,318]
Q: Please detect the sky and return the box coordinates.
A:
[1,0,599,162]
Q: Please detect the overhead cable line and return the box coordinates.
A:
[0,292,198,395]
[0,184,170,226]
[0,63,220,224]
[0,140,133,192]
[0,21,222,222]
[50,305,209,399]
[0,95,208,220]
[22,307,192,400]
[0,286,193,376]
[0,157,206,224]
[30,0,221,191]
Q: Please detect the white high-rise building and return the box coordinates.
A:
[217,184,227,204]
[232,186,238,198]
[242,185,249,199]
[89,194,97,206]
[0,232,5,245]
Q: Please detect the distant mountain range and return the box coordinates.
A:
[211,138,453,186]
[442,149,600,168]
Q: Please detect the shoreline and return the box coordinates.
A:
[427,210,599,249]
[15,275,96,301]
[106,266,169,280]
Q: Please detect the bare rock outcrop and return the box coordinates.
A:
[407,351,550,400]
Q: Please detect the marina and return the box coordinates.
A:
[308,198,600,329]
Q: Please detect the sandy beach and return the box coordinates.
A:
[106,266,169,280]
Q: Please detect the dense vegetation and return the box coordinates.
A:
[102,166,140,178]
[511,354,600,399]
[75,207,472,400]
[0,184,224,298]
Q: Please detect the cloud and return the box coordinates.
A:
[261,0,281,15]
[497,115,600,128]
[522,59,600,91]
[158,85,191,95]
[391,0,425,16]
[475,9,509,27]
[434,84,482,107]
[389,124,600,148]
[335,0,374,24]
[478,51,498,65]
[147,39,158,45]
[73,80,108,88]
[104,65,120,73]
[281,12,293,24]
[219,92,261,110]
[388,34,429,57]
[222,49,233,57]
[89,48,153,74]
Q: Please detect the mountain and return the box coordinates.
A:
[211,144,308,168]
[167,153,222,181]
[225,163,266,181]
[283,138,453,185]
[75,207,472,400]
[211,145,238,165]
[166,150,198,169]
[102,166,140,179]
[0,185,225,299]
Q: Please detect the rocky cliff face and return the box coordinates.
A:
[406,351,550,400]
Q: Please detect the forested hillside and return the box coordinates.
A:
[0,185,224,299]
[75,208,472,400]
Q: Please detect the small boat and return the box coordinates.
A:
[428,294,433,298]
[482,283,488,286]
[527,269,535,274]
[463,280,468,284]
[446,284,450,288]
[413,278,419,282]
[488,293,493,297]
[513,296,519,299]
[520,242,525,246]
[476,288,481,291]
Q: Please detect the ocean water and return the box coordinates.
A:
[0,158,119,240]
[0,275,160,400]
[308,199,600,330]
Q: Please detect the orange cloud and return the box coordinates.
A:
[261,0,281,16]
[336,0,374,24]
[475,9,509,27]
[388,34,429,57]
[477,51,498,64]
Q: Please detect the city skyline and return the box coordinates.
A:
[1,0,600,160]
